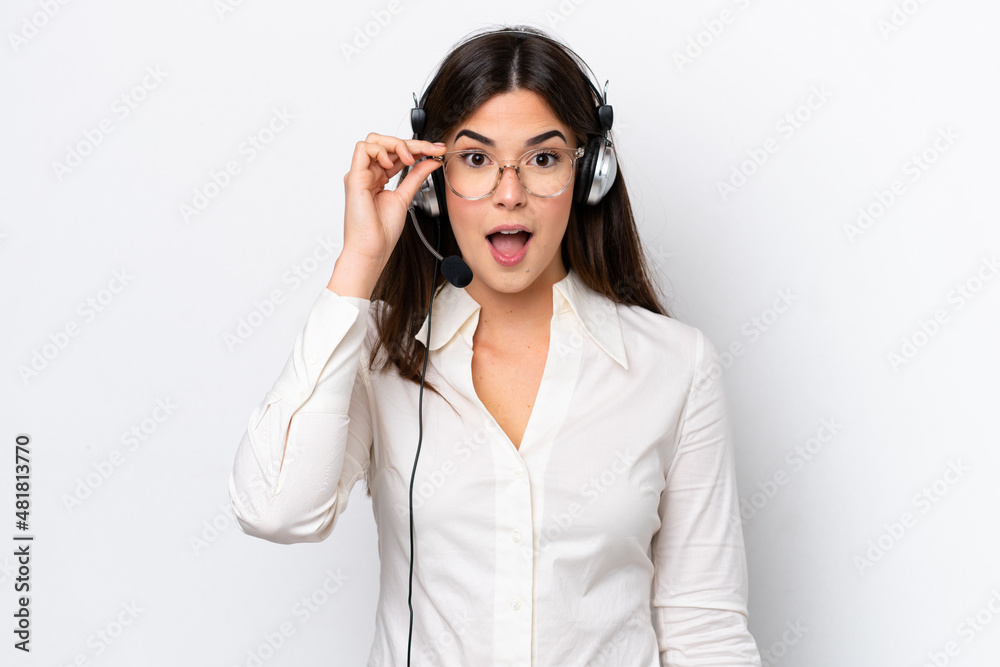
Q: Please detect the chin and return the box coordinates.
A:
[473,268,535,293]
[470,255,563,295]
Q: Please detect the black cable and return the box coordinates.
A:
[407,216,442,667]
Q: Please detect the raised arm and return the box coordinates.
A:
[228,132,447,544]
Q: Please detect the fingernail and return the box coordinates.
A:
[433,142,446,147]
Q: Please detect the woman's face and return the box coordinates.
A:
[441,89,575,301]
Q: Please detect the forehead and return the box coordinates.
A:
[447,89,569,145]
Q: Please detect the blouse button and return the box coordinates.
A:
[307,354,318,364]
[511,530,521,542]
[515,468,525,479]
[510,598,521,610]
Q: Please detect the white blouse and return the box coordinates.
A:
[229,268,762,666]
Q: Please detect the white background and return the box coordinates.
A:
[2,0,999,665]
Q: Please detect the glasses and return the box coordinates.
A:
[428,146,585,199]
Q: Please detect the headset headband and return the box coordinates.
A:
[411,27,614,136]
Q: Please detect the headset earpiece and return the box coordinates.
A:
[429,164,449,221]
[575,135,618,206]
[412,167,444,219]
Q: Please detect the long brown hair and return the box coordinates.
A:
[368,25,670,393]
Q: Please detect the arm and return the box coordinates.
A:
[651,329,763,666]
[229,132,445,544]
[228,284,374,544]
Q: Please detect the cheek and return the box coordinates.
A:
[446,195,476,220]
[538,200,573,245]
[445,198,480,246]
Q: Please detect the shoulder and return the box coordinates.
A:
[615,303,719,378]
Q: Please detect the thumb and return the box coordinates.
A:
[395,157,443,209]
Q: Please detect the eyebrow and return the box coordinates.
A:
[453,129,567,147]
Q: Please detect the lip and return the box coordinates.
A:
[486,224,532,235]
[486,227,533,267]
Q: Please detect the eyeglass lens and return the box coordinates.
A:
[443,149,575,198]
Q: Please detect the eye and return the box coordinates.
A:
[458,151,493,168]
[526,150,565,168]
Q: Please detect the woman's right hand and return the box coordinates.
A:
[341,133,446,273]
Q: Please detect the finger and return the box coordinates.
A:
[346,152,408,191]
[369,144,394,170]
[358,140,400,170]
[405,139,448,157]
[387,138,435,166]
[349,137,445,182]
[380,154,408,182]
[350,140,388,173]
[392,139,415,165]
[368,152,418,192]
[345,150,395,190]
[383,136,448,164]
[364,134,418,163]
[393,157,443,207]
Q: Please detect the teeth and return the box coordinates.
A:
[499,230,520,234]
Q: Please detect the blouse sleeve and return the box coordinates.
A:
[650,329,763,666]
[228,287,375,545]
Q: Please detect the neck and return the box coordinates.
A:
[466,263,569,342]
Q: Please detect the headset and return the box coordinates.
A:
[402,27,619,666]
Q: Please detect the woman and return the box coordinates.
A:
[229,24,763,666]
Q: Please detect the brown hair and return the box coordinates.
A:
[367,24,670,394]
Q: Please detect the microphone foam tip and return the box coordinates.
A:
[441,256,473,288]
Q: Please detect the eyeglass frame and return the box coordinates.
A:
[426,146,586,200]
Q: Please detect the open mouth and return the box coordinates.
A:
[487,230,532,257]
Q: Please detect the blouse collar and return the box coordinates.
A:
[413,269,628,370]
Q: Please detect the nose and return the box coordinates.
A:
[492,164,527,208]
